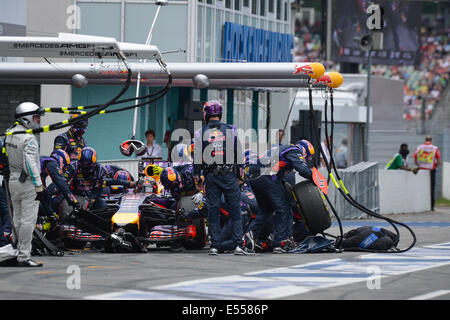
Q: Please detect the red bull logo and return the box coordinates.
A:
[293,64,314,76]
[315,74,332,86]
[315,72,344,88]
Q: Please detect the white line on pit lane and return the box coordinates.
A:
[85,242,450,300]
[408,290,450,300]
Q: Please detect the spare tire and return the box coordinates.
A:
[285,180,331,234]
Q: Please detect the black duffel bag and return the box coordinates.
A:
[337,226,399,252]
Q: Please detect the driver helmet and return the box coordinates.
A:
[296,139,315,162]
[77,147,97,171]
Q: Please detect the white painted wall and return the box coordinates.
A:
[379,169,431,214]
[39,85,71,156]
[442,162,450,200]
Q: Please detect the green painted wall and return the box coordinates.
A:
[72,85,184,160]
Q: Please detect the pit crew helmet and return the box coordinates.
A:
[69,114,88,137]
[78,147,97,171]
[296,139,315,162]
[160,167,182,191]
[15,102,42,130]
[203,100,223,121]
[51,149,71,172]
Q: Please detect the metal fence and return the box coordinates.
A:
[328,161,380,220]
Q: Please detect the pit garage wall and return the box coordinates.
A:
[71,85,182,161]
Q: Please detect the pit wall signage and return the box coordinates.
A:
[222,22,293,63]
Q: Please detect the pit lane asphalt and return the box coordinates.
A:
[1,207,449,300]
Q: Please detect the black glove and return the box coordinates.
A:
[35,191,45,202]
[69,200,81,210]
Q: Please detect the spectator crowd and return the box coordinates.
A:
[293,15,449,131]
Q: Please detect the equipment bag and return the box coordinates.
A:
[289,235,336,253]
[337,226,399,252]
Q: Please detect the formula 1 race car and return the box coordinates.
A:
[32,158,331,255]
[33,159,207,254]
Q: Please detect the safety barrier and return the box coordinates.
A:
[442,162,450,200]
[325,162,380,220]
[378,169,430,214]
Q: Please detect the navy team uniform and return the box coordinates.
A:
[39,156,78,215]
[249,144,313,250]
[193,117,245,253]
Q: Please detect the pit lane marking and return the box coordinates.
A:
[408,290,450,300]
[85,242,450,300]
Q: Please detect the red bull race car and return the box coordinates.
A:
[34,159,207,253]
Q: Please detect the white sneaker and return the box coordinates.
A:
[234,246,255,255]
[208,248,218,255]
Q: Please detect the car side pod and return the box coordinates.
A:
[284,180,332,235]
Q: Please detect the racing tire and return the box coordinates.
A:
[285,180,331,235]
[63,238,87,250]
[183,218,207,250]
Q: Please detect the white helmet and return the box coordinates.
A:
[15,102,42,130]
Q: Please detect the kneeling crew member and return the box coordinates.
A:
[248,140,314,253]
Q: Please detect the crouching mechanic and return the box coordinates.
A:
[157,165,205,251]
[39,149,80,216]
[193,100,254,256]
[61,147,108,218]
[5,102,44,267]
[247,140,314,253]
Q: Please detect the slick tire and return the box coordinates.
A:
[183,218,207,250]
[63,239,86,250]
[286,180,331,234]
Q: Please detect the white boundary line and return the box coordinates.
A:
[408,290,450,300]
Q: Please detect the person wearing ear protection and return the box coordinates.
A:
[5,102,44,267]
[53,114,88,161]
[61,147,108,218]
[247,139,314,253]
